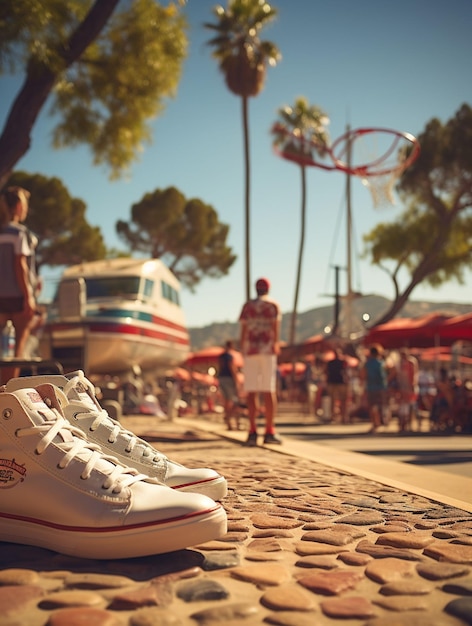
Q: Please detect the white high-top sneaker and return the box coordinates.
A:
[5,372,227,500]
[0,385,227,559]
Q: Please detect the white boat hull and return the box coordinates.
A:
[43,319,189,374]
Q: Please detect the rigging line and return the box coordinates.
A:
[323,188,347,297]
[350,205,363,296]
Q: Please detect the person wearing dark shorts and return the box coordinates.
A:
[217,340,240,430]
[326,349,349,423]
[362,346,387,434]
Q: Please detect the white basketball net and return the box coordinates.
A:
[361,170,401,209]
[341,129,416,209]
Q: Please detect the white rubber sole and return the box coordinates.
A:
[175,475,228,501]
[0,503,227,559]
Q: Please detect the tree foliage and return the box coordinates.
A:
[271,97,330,165]
[0,0,188,186]
[205,0,281,300]
[6,171,107,271]
[204,0,281,98]
[116,186,237,291]
[363,104,472,326]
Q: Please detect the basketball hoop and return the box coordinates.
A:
[330,127,420,208]
[271,124,420,208]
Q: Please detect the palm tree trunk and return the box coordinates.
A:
[242,96,251,301]
[289,165,307,346]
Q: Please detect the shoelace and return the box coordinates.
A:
[60,374,167,464]
[16,407,150,494]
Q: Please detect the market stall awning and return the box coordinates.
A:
[363,313,457,349]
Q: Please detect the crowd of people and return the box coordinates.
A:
[181,337,472,439]
[277,345,472,434]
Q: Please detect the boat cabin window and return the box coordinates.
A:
[80,277,142,300]
[143,278,154,300]
[161,280,180,305]
[54,276,179,305]
[84,277,179,304]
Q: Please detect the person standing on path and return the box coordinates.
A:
[239,277,282,446]
[0,186,40,383]
[396,349,419,432]
[361,345,388,434]
[217,340,240,430]
[325,348,349,423]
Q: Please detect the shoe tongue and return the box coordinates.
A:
[14,388,66,428]
[66,377,100,412]
[19,386,125,472]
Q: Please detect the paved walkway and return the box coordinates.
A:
[1,407,472,626]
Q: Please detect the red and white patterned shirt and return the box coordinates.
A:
[239,296,281,356]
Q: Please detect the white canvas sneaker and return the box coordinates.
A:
[0,385,227,559]
[5,372,227,501]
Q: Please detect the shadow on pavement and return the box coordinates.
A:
[357,449,472,467]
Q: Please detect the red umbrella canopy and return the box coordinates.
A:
[364,313,454,349]
[278,361,307,375]
[322,350,359,368]
[184,346,244,369]
[280,334,334,361]
[438,313,472,342]
[191,371,219,386]
[168,367,192,381]
[418,346,472,365]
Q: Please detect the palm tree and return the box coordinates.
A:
[205,0,281,300]
[271,97,330,347]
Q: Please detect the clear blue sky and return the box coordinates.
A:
[1,0,471,330]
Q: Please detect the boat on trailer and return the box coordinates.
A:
[40,258,190,378]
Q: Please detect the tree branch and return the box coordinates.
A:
[0,0,120,187]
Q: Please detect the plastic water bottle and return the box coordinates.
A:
[1,321,16,358]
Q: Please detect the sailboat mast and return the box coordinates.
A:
[345,124,353,339]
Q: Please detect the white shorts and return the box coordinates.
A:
[243,354,277,393]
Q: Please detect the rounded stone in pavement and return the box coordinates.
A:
[190,601,259,623]
[261,583,317,611]
[445,597,472,624]
[320,596,376,619]
[365,557,417,584]
[297,570,364,595]
[45,606,119,626]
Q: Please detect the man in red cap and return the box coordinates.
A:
[239,277,282,445]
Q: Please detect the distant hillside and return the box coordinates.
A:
[188,295,471,351]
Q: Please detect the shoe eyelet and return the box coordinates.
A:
[2,408,13,420]
[43,397,52,408]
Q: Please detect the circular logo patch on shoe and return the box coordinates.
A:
[0,458,26,488]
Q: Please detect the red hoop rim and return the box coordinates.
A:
[272,144,338,171]
[330,127,421,177]
[271,123,338,171]
[271,125,420,177]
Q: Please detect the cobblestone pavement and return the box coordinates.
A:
[1,416,472,626]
